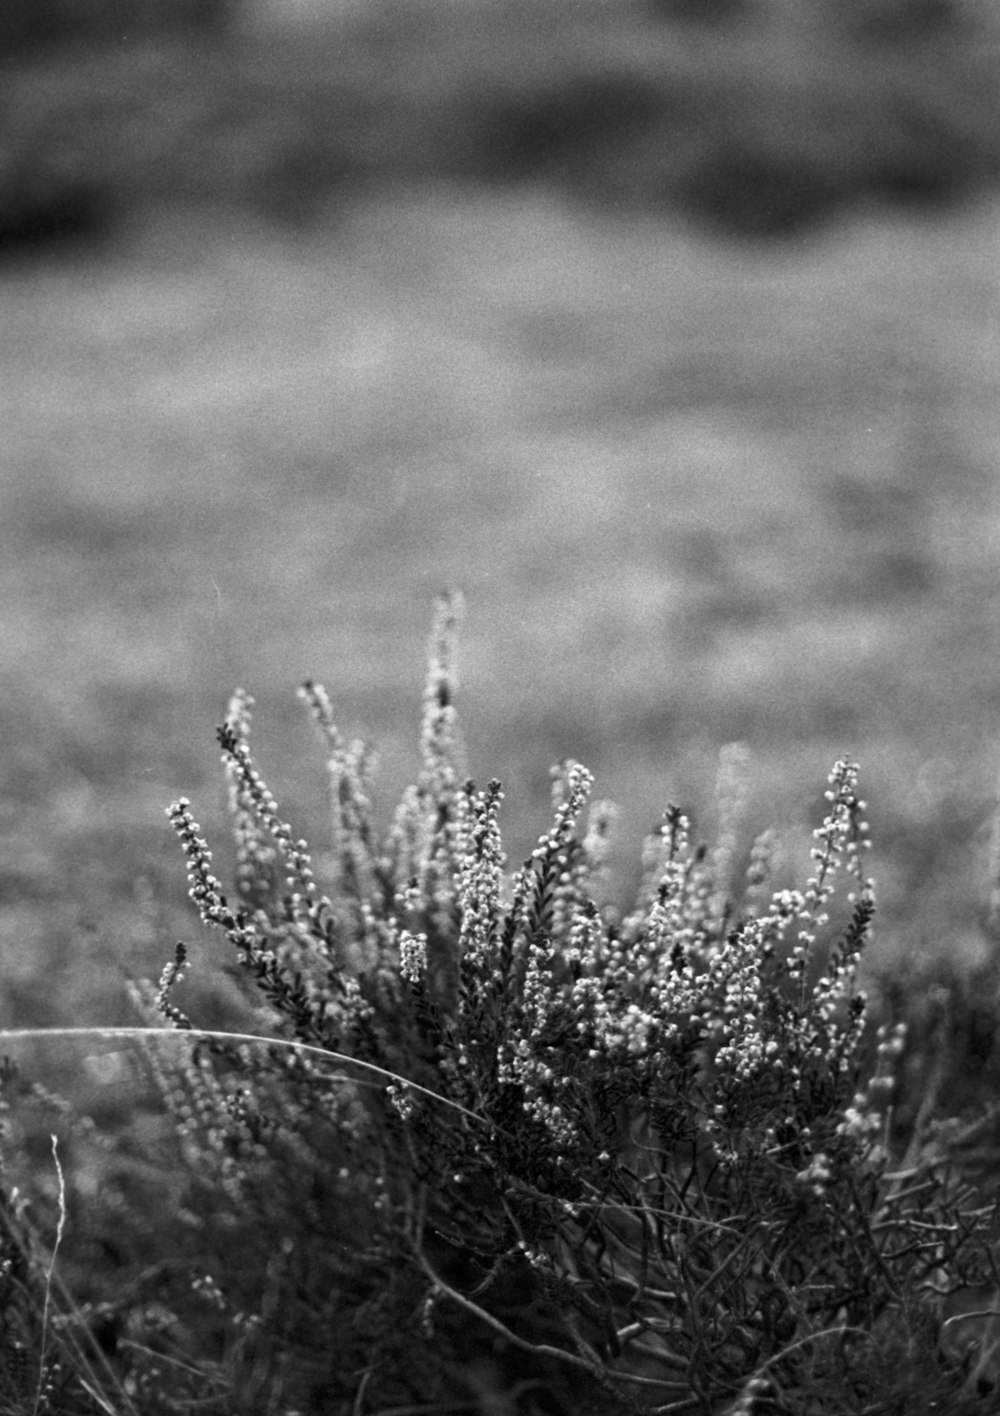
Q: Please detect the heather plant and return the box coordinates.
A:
[4,595,1000,1413]
[123,596,1000,1410]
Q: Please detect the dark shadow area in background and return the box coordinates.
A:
[1,0,998,259]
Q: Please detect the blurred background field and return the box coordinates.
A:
[2,0,1000,1054]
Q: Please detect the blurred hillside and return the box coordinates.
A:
[1,0,998,251]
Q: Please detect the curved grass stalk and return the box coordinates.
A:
[0,1026,496,1133]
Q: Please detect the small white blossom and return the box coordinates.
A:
[398,930,428,984]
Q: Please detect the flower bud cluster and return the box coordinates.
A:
[217,721,319,921]
[456,779,505,976]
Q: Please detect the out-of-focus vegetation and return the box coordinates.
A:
[0,0,998,251]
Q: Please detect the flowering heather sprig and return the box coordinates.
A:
[786,758,866,999]
[216,722,319,922]
[166,798,257,954]
[165,799,357,1050]
[155,942,192,1030]
[495,760,595,1016]
[456,777,505,980]
[527,760,593,906]
[620,806,701,978]
[398,930,428,984]
[810,884,876,1070]
[221,689,278,913]
[544,759,594,852]
[538,760,596,941]
[173,1053,248,1200]
[298,678,380,910]
[837,1020,906,1156]
[396,592,467,938]
[497,930,578,1152]
[709,918,776,1084]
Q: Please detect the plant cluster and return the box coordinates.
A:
[131,597,1000,1409]
[3,596,1000,1413]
